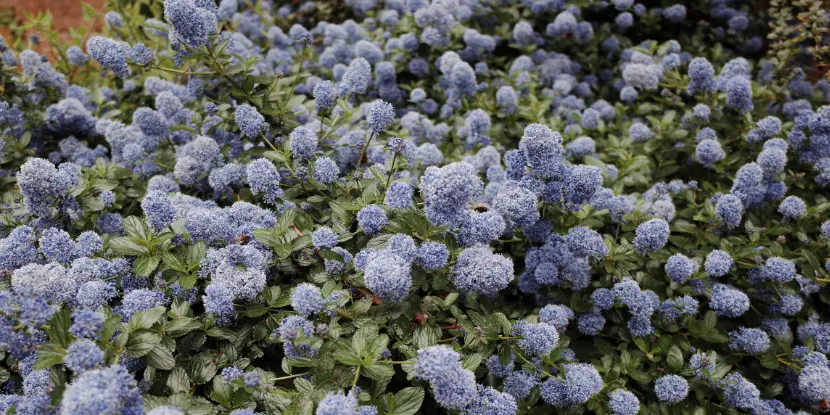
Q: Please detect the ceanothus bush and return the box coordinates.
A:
[0,0,828,414]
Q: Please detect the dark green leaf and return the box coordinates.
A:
[129,306,167,332]
[390,387,424,415]
[146,346,176,370]
[125,330,163,357]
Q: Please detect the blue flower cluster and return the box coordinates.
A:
[0,0,828,413]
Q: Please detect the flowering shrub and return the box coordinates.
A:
[1,0,830,414]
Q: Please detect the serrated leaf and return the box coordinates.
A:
[135,256,161,277]
[125,330,163,357]
[46,309,72,348]
[363,364,395,380]
[390,387,424,415]
[130,306,167,332]
[667,346,683,370]
[109,237,149,256]
[167,367,191,394]
[34,343,65,370]
[165,318,201,337]
[146,345,176,370]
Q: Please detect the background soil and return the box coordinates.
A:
[0,0,105,31]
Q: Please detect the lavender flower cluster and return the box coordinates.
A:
[0,0,828,414]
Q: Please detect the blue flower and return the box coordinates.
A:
[687,58,715,94]
[662,4,686,22]
[247,158,284,203]
[61,365,142,415]
[654,375,687,403]
[420,162,482,226]
[460,385,518,415]
[385,181,413,209]
[65,339,104,373]
[764,257,796,282]
[497,86,519,113]
[665,253,699,284]
[66,46,89,66]
[715,194,744,229]
[292,283,324,317]
[541,363,603,407]
[799,364,830,404]
[366,100,395,133]
[688,351,716,378]
[710,284,749,318]
[204,284,235,324]
[289,126,318,160]
[565,165,603,208]
[317,391,358,415]
[164,0,217,47]
[413,346,477,410]
[492,183,539,227]
[539,304,574,331]
[705,250,733,277]
[485,353,514,378]
[363,251,411,303]
[695,139,726,166]
[39,227,76,263]
[513,321,559,356]
[565,226,608,259]
[778,195,806,219]
[725,77,753,113]
[141,190,176,231]
[608,389,639,415]
[504,370,538,399]
[519,124,564,179]
[633,219,670,255]
[339,58,372,96]
[629,123,653,142]
[118,289,168,320]
[235,104,268,138]
[452,246,514,296]
[416,242,449,270]
[313,80,336,112]
[70,309,104,339]
[728,327,770,355]
[87,36,131,77]
[130,43,154,65]
[357,204,388,235]
[314,157,340,184]
[722,373,761,409]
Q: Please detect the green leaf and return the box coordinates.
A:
[206,327,237,340]
[125,330,163,357]
[146,346,176,370]
[185,242,208,267]
[34,343,65,370]
[167,367,191,394]
[667,346,683,370]
[177,273,197,290]
[162,251,187,272]
[333,343,363,366]
[759,353,780,369]
[135,256,161,277]
[462,353,483,372]
[109,237,149,256]
[165,318,202,337]
[211,374,232,407]
[46,309,72,348]
[390,387,424,415]
[188,352,218,385]
[123,216,153,241]
[129,306,167,332]
[363,364,395,380]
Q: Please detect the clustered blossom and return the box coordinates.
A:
[0,1,827,414]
